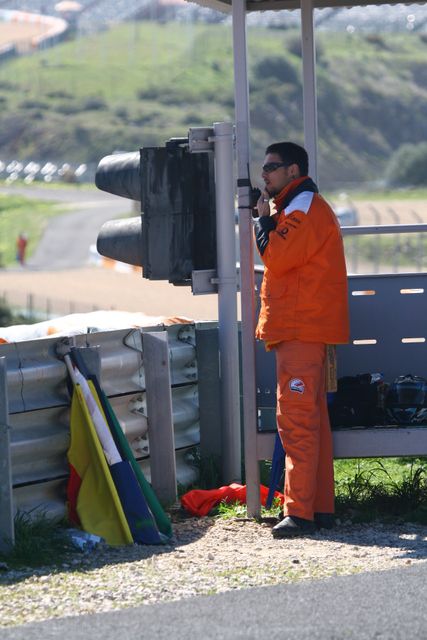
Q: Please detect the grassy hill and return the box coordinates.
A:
[0,22,426,189]
[0,193,63,266]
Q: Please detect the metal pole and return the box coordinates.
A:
[0,356,14,550]
[213,121,241,483]
[301,0,318,183]
[28,293,34,320]
[232,0,261,516]
[144,331,177,505]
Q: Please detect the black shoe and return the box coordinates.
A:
[314,513,335,530]
[272,515,316,538]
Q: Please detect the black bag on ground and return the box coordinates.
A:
[328,373,387,429]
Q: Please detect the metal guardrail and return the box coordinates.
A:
[12,446,198,519]
[9,385,199,487]
[3,324,196,413]
[0,356,14,550]
[0,323,201,522]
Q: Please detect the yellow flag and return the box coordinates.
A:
[67,384,133,546]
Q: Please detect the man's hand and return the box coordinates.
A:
[257,191,271,217]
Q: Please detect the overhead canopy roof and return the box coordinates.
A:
[194,0,421,13]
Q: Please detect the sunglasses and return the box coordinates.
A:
[262,162,291,174]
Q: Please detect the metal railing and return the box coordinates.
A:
[342,223,427,275]
[0,323,201,541]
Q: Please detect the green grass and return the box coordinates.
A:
[0,193,63,265]
[334,456,427,486]
[187,445,427,525]
[344,233,427,268]
[0,178,97,192]
[334,457,427,524]
[5,23,234,105]
[0,23,426,187]
[215,457,427,525]
[0,22,235,138]
[0,25,187,158]
[216,497,283,520]
[0,511,74,570]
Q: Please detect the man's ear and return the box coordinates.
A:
[289,163,300,179]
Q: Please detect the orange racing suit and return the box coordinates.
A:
[255,176,349,520]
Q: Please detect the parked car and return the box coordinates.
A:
[334,204,359,226]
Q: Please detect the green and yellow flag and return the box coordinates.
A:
[67,384,133,546]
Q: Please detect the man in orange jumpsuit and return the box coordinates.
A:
[255,142,349,537]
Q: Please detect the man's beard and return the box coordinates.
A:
[266,186,278,197]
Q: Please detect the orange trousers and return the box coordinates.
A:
[275,340,334,521]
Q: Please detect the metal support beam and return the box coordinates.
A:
[143,331,177,505]
[0,356,14,550]
[255,428,427,462]
[301,0,318,183]
[232,0,261,516]
[213,121,242,483]
[195,323,222,462]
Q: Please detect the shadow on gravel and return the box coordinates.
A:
[269,520,427,563]
[0,508,215,587]
[2,514,426,587]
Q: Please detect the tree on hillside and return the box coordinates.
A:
[385,142,427,187]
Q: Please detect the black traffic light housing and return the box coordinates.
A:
[95,137,217,286]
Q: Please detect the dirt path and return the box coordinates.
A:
[343,199,427,225]
[0,266,220,321]
[2,196,427,322]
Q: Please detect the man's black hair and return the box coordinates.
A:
[265,142,309,176]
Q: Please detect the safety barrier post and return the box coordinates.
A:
[213,121,242,484]
[0,356,14,550]
[232,0,260,515]
[143,331,177,505]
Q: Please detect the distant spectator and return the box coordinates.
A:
[16,233,28,266]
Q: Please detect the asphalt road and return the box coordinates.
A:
[2,182,250,272]
[2,563,426,639]
[1,184,132,270]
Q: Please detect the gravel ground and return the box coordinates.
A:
[1,511,427,629]
[0,266,220,320]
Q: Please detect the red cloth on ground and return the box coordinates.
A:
[180,483,284,517]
